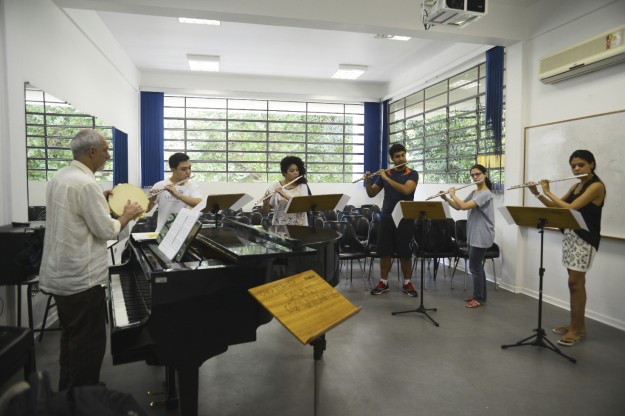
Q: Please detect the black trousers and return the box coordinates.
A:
[54,284,107,391]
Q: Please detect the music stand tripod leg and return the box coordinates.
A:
[501,219,576,363]
[392,256,439,326]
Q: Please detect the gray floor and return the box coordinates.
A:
[4,262,625,416]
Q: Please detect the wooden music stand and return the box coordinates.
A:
[391,201,451,327]
[286,194,347,228]
[200,193,251,226]
[500,206,587,364]
[249,270,361,416]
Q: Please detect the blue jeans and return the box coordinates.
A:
[469,246,488,303]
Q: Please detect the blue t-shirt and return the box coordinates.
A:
[374,166,419,215]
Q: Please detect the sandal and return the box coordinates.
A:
[465,299,482,308]
[557,334,583,347]
[464,297,475,302]
[552,327,587,337]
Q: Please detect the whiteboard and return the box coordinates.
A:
[523,110,624,241]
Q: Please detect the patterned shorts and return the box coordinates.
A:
[562,229,596,272]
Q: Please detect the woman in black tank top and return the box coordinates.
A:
[529,150,606,347]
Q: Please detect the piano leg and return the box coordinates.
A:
[178,366,200,416]
[165,366,179,410]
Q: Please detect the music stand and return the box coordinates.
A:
[200,193,251,226]
[391,201,450,327]
[500,206,587,363]
[286,194,347,229]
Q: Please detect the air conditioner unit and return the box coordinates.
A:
[539,25,625,84]
[423,0,487,28]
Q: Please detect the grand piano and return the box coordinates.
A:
[109,218,340,416]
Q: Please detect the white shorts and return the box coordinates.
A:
[562,229,596,272]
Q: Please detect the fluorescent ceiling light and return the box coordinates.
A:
[332,64,367,80]
[374,34,411,41]
[179,17,221,25]
[187,54,220,72]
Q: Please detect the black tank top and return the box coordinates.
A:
[565,175,604,250]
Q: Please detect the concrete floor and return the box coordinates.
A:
[3,263,625,416]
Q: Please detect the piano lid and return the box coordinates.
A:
[194,219,316,262]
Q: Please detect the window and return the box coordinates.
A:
[389,63,505,187]
[25,84,113,181]
[163,96,365,182]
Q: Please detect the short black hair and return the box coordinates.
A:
[388,142,406,158]
[168,152,190,170]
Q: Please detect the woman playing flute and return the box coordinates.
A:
[439,164,495,308]
[261,156,311,225]
[528,150,606,347]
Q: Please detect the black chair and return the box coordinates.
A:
[232,215,251,225]
[342,204,355,213]
[364,216,401,282]
[322,210,338,221]
[451,219,500,290]
[341,214,370,243]
[323,221,369,289]
[249,211,263,226]
[413,219,458,287]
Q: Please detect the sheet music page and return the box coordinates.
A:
[158,208,201,260]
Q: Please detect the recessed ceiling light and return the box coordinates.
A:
[187,54,220,72]
[179,17,221,25]
[374,34,411,41]
[332,64,367,80]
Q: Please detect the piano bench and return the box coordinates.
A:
[22,278,61,342]
[0,327,36,388]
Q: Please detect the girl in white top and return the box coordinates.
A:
[261,156,310,226]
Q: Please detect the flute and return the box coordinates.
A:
[425,179,484,201]
[148,176,194,198]
[506,174,587,190]
[255,176,303,204]
[352,162,408,183]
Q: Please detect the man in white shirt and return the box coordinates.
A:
[39,129,144,390]
[148,153,202,231]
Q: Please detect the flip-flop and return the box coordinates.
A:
[465,299,482,308]
[552,327,587,337]
[557,334,583,346]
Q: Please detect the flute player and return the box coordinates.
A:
[261,156,311,225]
[528,150,606,347]
[440,164,495,309]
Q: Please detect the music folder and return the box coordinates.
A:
[391,200,451,227]
[157,208,202,261]
[199,193,253,214]
[285,194,348,215]
[499,206,587,231]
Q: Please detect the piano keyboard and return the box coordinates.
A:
[110,272,150,329]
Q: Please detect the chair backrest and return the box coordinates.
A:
[341,214,369,242]
[323,209,338,221]
[343,204,355,213]
[232,215,251,225]
[249,211,263,225]
[454,219,468,247]
[414,218,456,254]
[323,220,365,252]
[261,216,272,230]
[365,217,380,252]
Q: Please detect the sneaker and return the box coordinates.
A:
[371,280,390,295]
[402,282,418,297]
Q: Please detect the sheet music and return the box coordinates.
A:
[158,208,201,260]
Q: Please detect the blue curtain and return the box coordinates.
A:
[140,92,164,187]
[364,102,382,177]
[381,99,390,169]
[112,128,128,185]
[485,46,504,152]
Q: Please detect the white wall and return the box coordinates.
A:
[1,0,141,224]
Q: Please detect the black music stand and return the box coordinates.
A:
[200,193,250,226]
[500,206,587,363]
[286,194,347,229]
[391,201,450,327]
